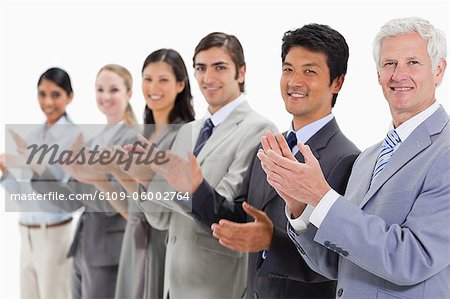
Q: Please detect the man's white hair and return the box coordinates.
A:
[373,17,447,72]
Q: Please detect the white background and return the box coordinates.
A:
[0,0,448,297]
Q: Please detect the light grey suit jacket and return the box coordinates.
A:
[138,101,277,299]
[289,106,450,299]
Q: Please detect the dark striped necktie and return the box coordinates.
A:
[193,118,215,157]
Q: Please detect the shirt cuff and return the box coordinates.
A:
[310,189,340,228]
[285,204,315,234]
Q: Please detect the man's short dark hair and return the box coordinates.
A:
[282,24,349,107]
[193,32,246,92]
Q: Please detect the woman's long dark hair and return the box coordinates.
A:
[142,49,195,137]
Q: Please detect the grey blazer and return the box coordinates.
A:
[289,106,450,299]
[115,124,183,299]
[190,118,360,299]
[138,101,277,299]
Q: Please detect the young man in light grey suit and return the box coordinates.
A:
[258,17,449,298]
[137,32,276,299]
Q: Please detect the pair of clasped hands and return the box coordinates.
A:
[151,131,331,253]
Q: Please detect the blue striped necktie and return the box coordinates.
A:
[371,129,401,186]
[193,118,214,157]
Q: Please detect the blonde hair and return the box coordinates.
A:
[97,64,138,125]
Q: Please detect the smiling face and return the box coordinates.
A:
[377,32,446,127]
[38,79,73,124]
[95,70,131,123]
[194,47,245,114]
[280,46,344,130]
[142,61,184,117]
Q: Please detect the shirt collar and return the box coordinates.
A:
[42,113,71,140]
[204,94,246,127]
[389,101,440,142]
[288,114,334,144]
[287,114,334,155]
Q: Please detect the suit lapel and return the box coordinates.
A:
[359,106,449,208]
[191,120,204,151]
[196,102,250,164]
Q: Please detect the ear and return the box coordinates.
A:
[330,74,345,93]
[434,58,447,86]
[237,65,246,84]
[127,90,132,101]
[176,80,186,94]
[67,92,74,105]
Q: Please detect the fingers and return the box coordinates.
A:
[122,144,133,152]
[211,220,247,241]
[258,149,294,177]
[242,202,271,224]
[261,131,282,155]
[9,129,27,149]
[258,151,286,185]
[298,142,318,166]
[211,221,246,251]
[151,151,178,175]
[137,133,150,144]
[150,159,169,177]
[275,134,296,161]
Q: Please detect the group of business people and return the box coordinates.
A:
[1,16,449,299]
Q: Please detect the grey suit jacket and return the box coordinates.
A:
[191,118,360,299]
[32,124,139,266]
[115,124,183,299]
[289,106,450,299]
[138,101,277,299]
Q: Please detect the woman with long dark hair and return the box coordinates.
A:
[109,49,195,299]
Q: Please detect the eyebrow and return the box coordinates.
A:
[282,61,320,67]
[194,61,229,67]
[142,74,169,78]
[382,56,419,61]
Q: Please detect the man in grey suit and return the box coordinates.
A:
[259,17,449,298]
[154,24,360,299]
[138,32,276,299]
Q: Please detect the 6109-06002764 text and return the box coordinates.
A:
[8,190,190,202]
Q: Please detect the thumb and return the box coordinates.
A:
[189,152,200,169]
[242,201,269,222]
[297,142,316,165]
